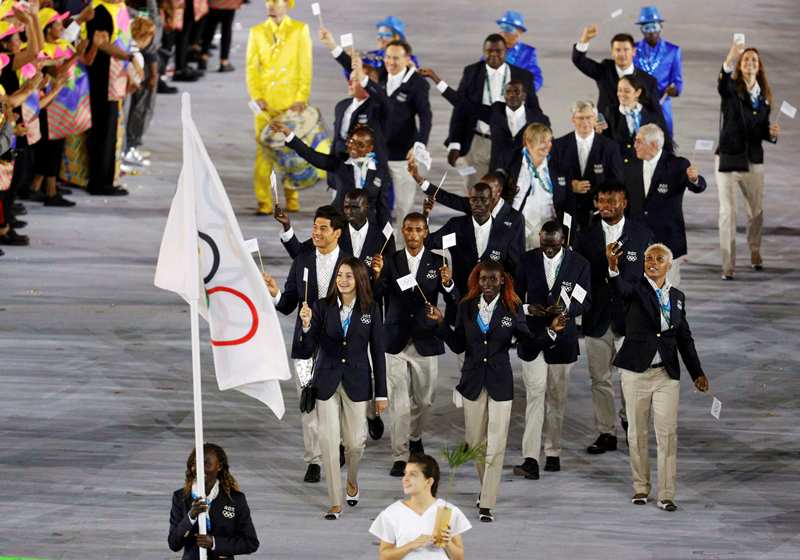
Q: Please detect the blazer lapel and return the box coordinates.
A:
[488,300,505,333]
[551,250,570,295]
[463,218,479,260]
[647,154,667,201]
[641,278,663,329]
[306,253,319,301]
[565,132,581,177]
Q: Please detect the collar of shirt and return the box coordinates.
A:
[486,63,508,78]
[316,245,340,264]
[472,216,493,233]
[646,275,672,299]
[337,296,356,321]
[491,198,505,218]
[748,80,761,100]
[345,156,377,170]
[478,293,500,317]
[348,97,367,112]
[619,102,642,115]
[405,248,425,276]
[601,217,626,243]
[536,158,550,181]
[543,248,565,270]
[616,64,635,78]
[349,223,368,250]
[643,149,663,172]
[505,104,526,130]
[576,130,595,148]
[645,275,672,332]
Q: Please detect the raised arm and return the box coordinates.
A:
[571,25,604,80]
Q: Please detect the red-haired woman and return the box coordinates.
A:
[426,260,565,522]
[716,41,780,280]
[168,443,259,559]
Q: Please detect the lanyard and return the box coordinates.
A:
[341,309,353,334]
[484,65,509,103]
[355,153,375,189]
[475,311,490,334]
[655,288,671,326]
[524,149,553,194]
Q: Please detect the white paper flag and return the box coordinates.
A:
[694,139,715,152]
[572,283,587,304]
[270,170,279,202]
[442,232,457,249]
[733,33,745,45]
[396,274,418,291]
[382,221,394,239]
[311,2,321,15]
[456,165,477,177]
[302,267,309,282]
[340,33,354,48]
[563,212,573,229]
[780,100,797,119]
[710,397,722,420]
[248,100,261,114]
[611,9,623,18]
[413,143,432,171]
[560,286,572,309]
[243,238,259,254]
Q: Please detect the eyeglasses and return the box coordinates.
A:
[376,31,394,39]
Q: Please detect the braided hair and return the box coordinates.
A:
[183,443,240,498]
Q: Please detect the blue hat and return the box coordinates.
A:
[496,10,526,32]
[636,6,664,25]
[375,16,406,39]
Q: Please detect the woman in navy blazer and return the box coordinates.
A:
[297,257,388,520]
[427,260,564,522]
[608,74,671,164]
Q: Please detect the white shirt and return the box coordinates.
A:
[619,102,643,135]
[576,131,595,176]
[601,216,626,245]
[478,294,500,326]
[513,157,556,241]
[477,63,508,134]
[369,499,471,559]
[616,64,635,78]
[472,216,493,258]
[491,198,505,218]
[316,246,340,298]
[505,105,526,137]
[349,223,368,258]
[341,97,367,140]
[405,248,424,278]
[543,248,565,291]
[386,70,404,97]
[345,156,377,190]
[642,149,663,197]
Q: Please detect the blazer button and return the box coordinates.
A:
[624,158,629,163]
[341,358,347,363]
[483,358,488,362]
[644,211,648,215]
[343,341,347,346]
[483,340,488,345]
[410,314,415,319]
[656,333,661,337]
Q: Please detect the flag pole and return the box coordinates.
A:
[190,298,209,560]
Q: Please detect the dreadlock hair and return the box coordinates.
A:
[462,260,521,313]
[183,443,240,498]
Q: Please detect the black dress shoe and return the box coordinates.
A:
[409,439,424,456]
[157,79,179,94]
[390,460,406,477]
[172,70,200,82]
[13,202,27,214]
[197,58,208,71]
[478,508,494,522]
[11,219,26,229]
[544,456,561,472]
[219,63,235,72]
[0,229,29,246]
[367,415,384,440]
[339,444,346,468]
[27,190,46,202]
[303,464,321,483]
[44,194,76,207]
[587,433,618,455]
[513,457,540,479]
[57,186,73,195]
[0,247,4,256]
[88,186,129,196]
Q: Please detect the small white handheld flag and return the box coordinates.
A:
[396,274,418,291]
[456,165,477,177]
[413,143,432,171]
[571,283,587,304]
[248,100,262,115]
[302,267,309,282]
[243,238,259,254]
[710,397,722,420]
[270,170,279,204]
[442,232,457,249]
[780,100,797,119]
[563,212,573,230]
[694,139,715,152]
[611,8,623,18]
[311,2,321,15]
[382,221,394,239]
[340,33,354,48]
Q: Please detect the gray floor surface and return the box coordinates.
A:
[1,1,799,558]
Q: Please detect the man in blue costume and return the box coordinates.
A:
[633,6,682,136]
[497,10,543,92]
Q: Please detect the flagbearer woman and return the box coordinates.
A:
[297,257,388,520]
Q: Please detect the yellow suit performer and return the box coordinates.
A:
[246,0,329,213]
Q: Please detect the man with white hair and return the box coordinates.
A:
[606,241,709,512]
[552,100,624,234]
[623,124,705,285]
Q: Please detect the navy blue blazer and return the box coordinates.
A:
[624,152,706,258]
[297,299,388,402]
[607,104,673,164]
[611,275,705,382]
[281,221,395,270]
[168,488,258,560]
[507,152,570,225]
[374,248,458,356]
[275,246,348,358]
[445,61,540,157]
[286,135,392,227]
[331,96,388,162]
[514,248,591,364]
[571,44,662,121]
[551,131,624,232]
[717,66,777,164]
[574,218,653,338]
[438,298,554,402]
[335,50,432,161]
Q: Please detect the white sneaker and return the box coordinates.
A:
[134,147,152,158]
[130,147,151,167]
[122,149,142,166]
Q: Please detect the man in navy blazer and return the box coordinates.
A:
[607,242,708,511]
[330,74,388,163]
[371,212,459,476]
[551,100,625,234]
[624,124,706,286]
[444,34,541,185]
[574,184,653,456]
[513,221,591,478]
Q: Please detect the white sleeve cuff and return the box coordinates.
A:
[447,142,461,151]
[608,268,620,277]
[375,397,388,401]
[575,42,589,52]
[331,46,343,58]
[280,227,295,242]
[442,281,454,292]
[414,141,426,151]
[523,304,530,315]
[420,180,431,192]
[273,291,282,305]
[436,81,449,93]
[302,325,310,333]
[285,132,296,143]
[722,62,734,74]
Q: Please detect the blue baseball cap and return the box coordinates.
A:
[636,6,665,25]
[496,10,526,33]
[375,16,406,39]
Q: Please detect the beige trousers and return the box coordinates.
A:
[457,133,492,187]
[463,389,512,510]
[620,367,680,501]
[386,343,439,462]
[388,160,420,247]
[715,157,765,274]
[294,358,321,465]
[585,327,627,435]
[316,384,368,508]
[521,355,574,458]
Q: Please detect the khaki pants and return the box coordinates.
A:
[294,358,321,465]
[463,389,512,510]
[521,355,573,458]
[620,367,680,501]
[386,344,439,462]
[316,384,368,508]
[585,327,627,435]
[457,133,492,187]
[715,157,764,274]
[388,160,419,246]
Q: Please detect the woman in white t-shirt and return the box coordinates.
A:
[369,454,470,559]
